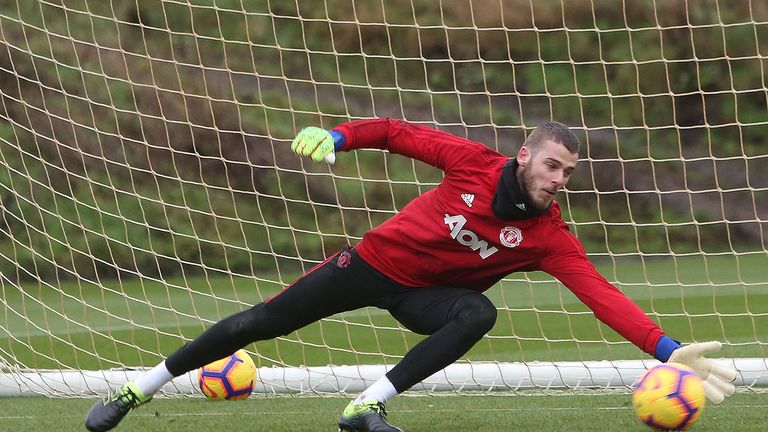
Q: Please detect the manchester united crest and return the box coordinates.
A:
[337,250,352,268]
[499,226,523,248]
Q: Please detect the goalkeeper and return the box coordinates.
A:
[85,118,737,432]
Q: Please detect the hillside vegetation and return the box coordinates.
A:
[0,0,766,280]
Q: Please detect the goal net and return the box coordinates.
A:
[0,0,766,397]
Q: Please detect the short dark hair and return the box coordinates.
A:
[523,121,580,154]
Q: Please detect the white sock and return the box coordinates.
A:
[352,376,398,405]
[133,361,174,397]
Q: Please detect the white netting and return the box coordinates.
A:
[0,0,765,396]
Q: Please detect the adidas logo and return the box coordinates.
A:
[461,193,475,208]
[516,203,526,210]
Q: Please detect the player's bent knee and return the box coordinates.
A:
[454,294,497,335]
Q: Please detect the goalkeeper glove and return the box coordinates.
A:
[290,126,344,163]
[665,340,737,404]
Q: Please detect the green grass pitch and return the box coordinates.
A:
[1,393,767,431]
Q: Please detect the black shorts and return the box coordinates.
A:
[265,246,487,336]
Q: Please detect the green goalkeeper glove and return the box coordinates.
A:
[668,341,737,404]
[291,126,336,163]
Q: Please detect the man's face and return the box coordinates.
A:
[516,139,578,211]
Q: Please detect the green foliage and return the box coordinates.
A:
[0,1,765,281]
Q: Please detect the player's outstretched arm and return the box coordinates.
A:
[290,126,342,164]
[660,338,737,404]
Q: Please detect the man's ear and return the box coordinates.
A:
[517,146,530,167]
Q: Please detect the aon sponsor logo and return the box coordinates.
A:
[443,214,499,259]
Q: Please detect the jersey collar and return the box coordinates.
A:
[491,159,551,221]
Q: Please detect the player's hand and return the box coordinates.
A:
[668,341,736,404]
[290,126,336,163]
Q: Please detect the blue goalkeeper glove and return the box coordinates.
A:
[290,126,344,163]
[657,337,737,404]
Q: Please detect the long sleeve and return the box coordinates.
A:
[539,226,665,356]
[333,118,489,172]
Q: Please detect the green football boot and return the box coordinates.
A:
[84,381,151,431]
[338,398,403,432]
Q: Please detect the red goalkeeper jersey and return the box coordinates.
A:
[333,118,664,356]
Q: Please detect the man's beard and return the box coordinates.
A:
[519,164,549,211]
[492,159,551,220]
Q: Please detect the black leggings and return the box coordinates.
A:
[165,247,497,393]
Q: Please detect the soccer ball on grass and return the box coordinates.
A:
[632,362,706,430]
[198,349,256,400]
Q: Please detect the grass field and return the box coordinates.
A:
[3,253,766,369]
[1,254,767,430]
[2,392,768,431]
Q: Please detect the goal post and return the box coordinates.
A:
[3,359,768,397]
[1,1,767,397]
